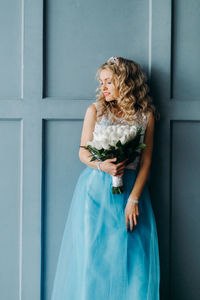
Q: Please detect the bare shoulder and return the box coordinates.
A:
[79,103,97,152]
[146,111,155,128]
[85,103,97,123]
[88,103,97,113]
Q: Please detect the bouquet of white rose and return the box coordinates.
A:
[80,124,146,194]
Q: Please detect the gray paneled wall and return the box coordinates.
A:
[0,120,22,299]
[151,0,200,300]
[172,0,200,100]
[44,0,149,99]
[0,0,22,98]
[43,119,85,299]
[170,121,200,300]
[0,0,200,299]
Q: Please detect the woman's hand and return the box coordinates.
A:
[125,201,139,232]
[100,157,128,176]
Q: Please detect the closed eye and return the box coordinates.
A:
[99,81,112,85]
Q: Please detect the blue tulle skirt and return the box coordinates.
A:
[51,166,160,300]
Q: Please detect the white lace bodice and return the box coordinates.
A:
[92,102,150,170]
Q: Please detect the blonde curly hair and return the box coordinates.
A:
[95,56,160,124]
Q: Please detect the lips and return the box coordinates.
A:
[104,92,110,96]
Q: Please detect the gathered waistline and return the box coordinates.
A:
[85,165,138,172]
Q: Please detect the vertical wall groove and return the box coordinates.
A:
[20,0,24,99]
[19,119,23,300]
[148,0,152,80]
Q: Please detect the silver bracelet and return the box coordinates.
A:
[97,161,102,171]
[128,196,139,204]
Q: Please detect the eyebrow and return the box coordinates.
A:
[99,77,112,81]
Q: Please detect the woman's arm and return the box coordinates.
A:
[129,111,155,200]
[125,111,155,231]
[79,104,100,170]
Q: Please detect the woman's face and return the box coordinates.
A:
[99,69,119,102]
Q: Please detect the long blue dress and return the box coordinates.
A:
[50,102,160,300]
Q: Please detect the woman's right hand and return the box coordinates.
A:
[99,157,128,177]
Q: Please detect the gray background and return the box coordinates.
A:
[0,0,199,299]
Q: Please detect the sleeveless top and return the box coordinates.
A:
[92,102,151,170]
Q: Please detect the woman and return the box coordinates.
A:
[51,56,160,300]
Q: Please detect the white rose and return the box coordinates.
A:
[109,131,119,142]
[87,140,93,146]
[124,128,130,136]
[116,127,124,136]
[101,141,110,150]
[126,133,133,142]
[93,140,102,150]
[119,136,127,145]
[98,131,107,140]
[105,126,113,135]
[107,138,117,147]
[93,132,101,141]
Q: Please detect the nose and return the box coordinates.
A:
[102,82,107,90]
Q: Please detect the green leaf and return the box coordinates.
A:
[80,145,89,150]
[135,143,147,150]
[116,140,123,148]
[90,157,96,161]
[136,127,142,136]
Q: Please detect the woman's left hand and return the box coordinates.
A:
[125,201,139,232]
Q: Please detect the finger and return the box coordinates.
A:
[117,160,127,167]
[118,173,124,177]
[117,166,125,173]
[118,163,127,169]
[116,165,126,173]
[129,216,134,231]
[136,206,139,216]
[116,168,125,175]
[133,214,137,226]
[115,163,127,174]
[109,158,117,162]
[114,169,124,177]
[125,216,129,231]
[122,158,128,164]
